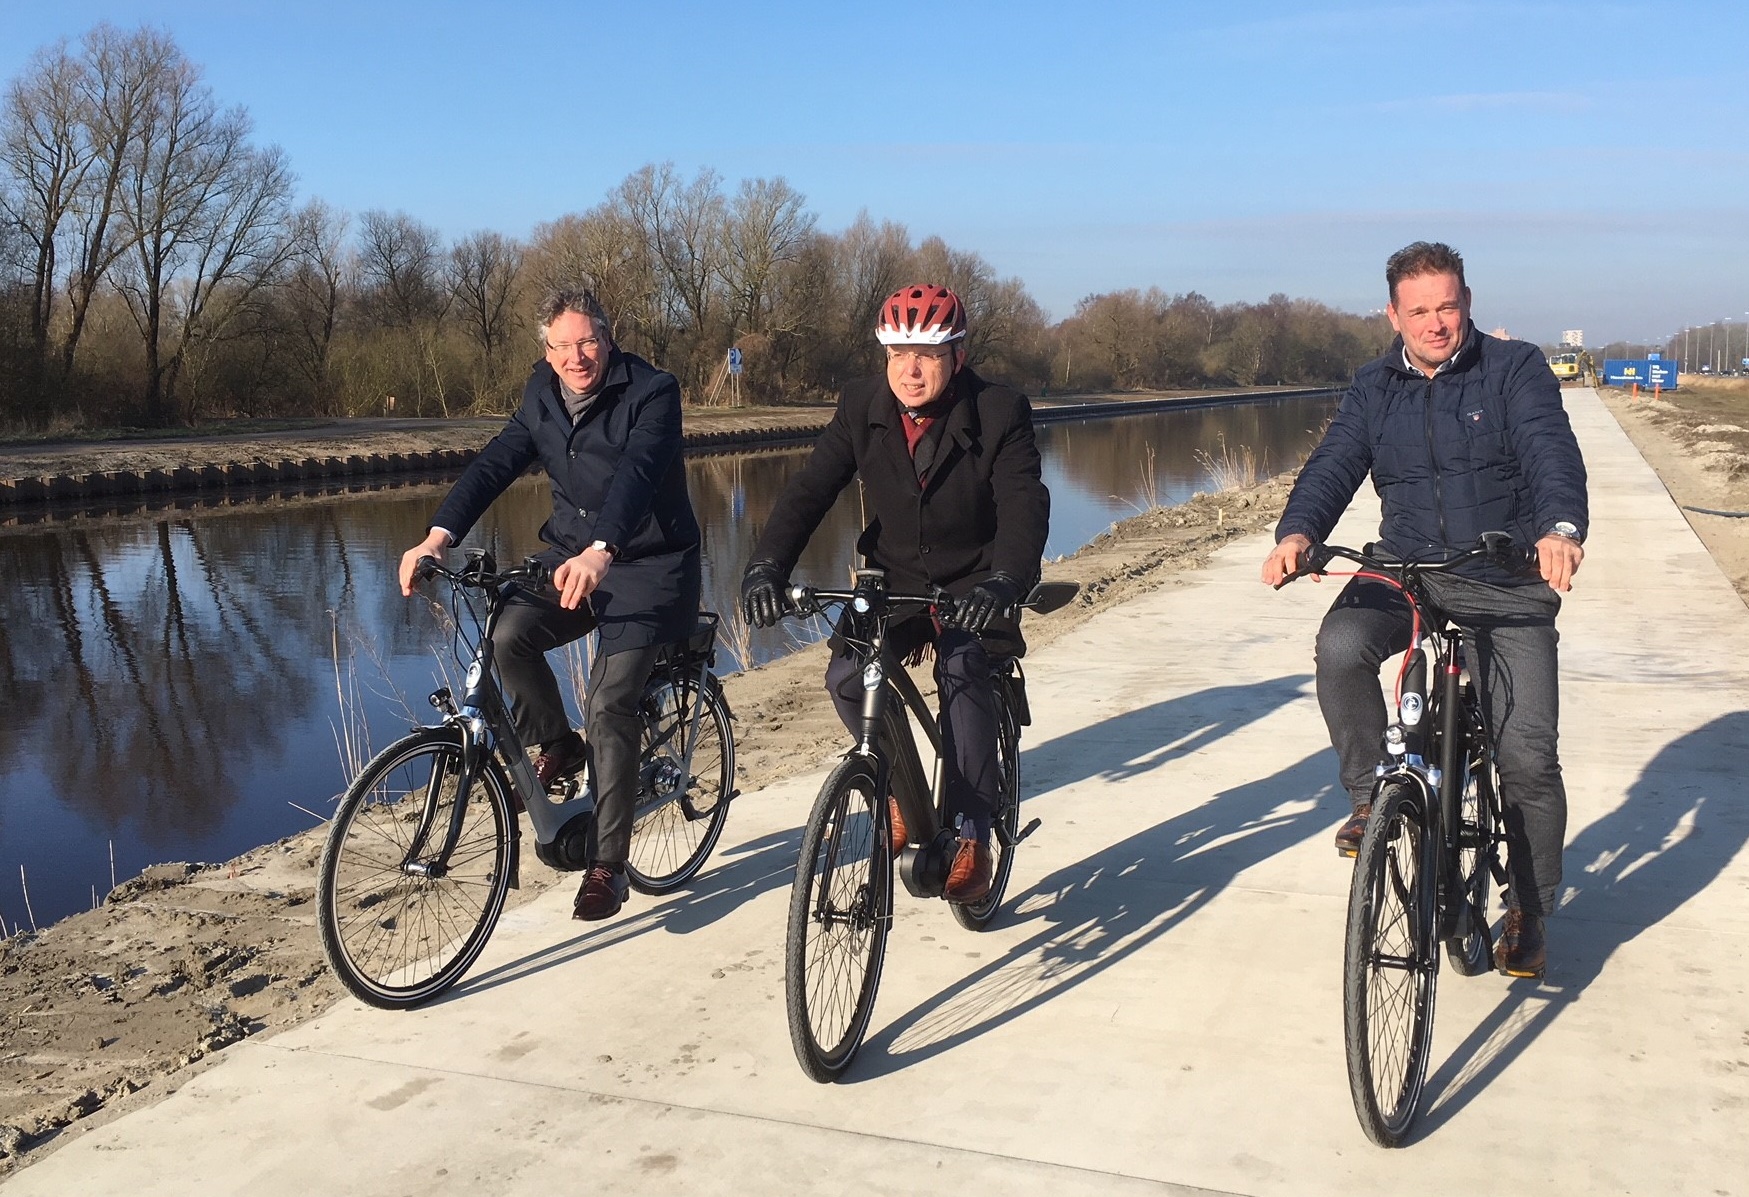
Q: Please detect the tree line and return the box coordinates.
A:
[0,24,1394,431]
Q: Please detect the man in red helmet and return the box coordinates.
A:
[741,284,1050,903]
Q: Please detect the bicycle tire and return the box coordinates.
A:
[626,674,734,894]
[952,680,1022,931]
[1445,727,1499,976]
[784,755,892,1082]
[1343,781,1438,1147]
[318,728,514,1009]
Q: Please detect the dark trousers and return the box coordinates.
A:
[492,589,661,866]
[824,626,999,840]
[1315,574,1566,916]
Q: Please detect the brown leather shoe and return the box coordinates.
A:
[888,796,909,858]
[535,734,587,790]
[572,864,628,921]
[1493,908,1547,978]
[943,838,992,905]
[1335,804,1371,857]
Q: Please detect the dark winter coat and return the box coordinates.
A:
[750,367,1050,655]
[1276,325,1589,585]
[431,351,701,654]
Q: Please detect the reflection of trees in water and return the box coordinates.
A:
[0,496,453,843]
[1041,399,1332,507]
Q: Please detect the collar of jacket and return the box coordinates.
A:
[1381,321,1482,380]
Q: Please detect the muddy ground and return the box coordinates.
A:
[6,380,1745,1172]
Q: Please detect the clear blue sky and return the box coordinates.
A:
[5,1,1746,346]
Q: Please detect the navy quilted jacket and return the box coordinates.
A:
[1276,325,1588,585]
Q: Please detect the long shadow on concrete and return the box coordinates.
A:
[439,823,801,1002]
[1416,710,1749,1138]
[848,680,1339,1079]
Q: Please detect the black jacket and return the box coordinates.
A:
[751,367,1050,653]
[432,351,701,653]
[1276,326,1589,585]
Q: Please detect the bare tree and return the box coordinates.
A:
[616,163,725,346]
[59,24,177,379]
[527,205,664,359]
[113,47,293,423]
[279,198,349,410]
[720,176,814,336]
[448,229,523,367]
[0,40,91,369]
[355,209,446,328]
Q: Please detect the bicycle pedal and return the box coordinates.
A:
[1013,817,1042,844]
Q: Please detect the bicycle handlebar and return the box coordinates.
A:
[780,578,1081,622]
[1274,532,1537,590]
[413,550,550,593]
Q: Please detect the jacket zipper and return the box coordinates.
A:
[1422,377,1449,547]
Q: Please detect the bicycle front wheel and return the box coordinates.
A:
[952,680,1022,931]
[318,728,514,1009]
[784,756,892,1082]
[627,674,734,894]
[1343,781,1438,1147]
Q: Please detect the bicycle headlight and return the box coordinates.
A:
[852,595,870,614]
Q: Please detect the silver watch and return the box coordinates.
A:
[1546,521,1581,542]
[588,540,618,559]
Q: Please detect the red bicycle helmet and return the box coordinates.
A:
[875,284,967,345]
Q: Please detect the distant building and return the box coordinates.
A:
[1561,329,1584,347]
[1489,326,1513,340]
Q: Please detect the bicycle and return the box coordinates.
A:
[317,549,735,1009]
[775,566,1079,1082]
[1277,532,1533,1146]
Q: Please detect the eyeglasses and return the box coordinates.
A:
[546,337,602,357]
[885,346,953,364]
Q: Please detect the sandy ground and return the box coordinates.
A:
[6,379,1743,1169]
[0,440,1296,1168]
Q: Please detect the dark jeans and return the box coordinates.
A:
[1315,574,1566,916]
[492,587,662,867]
[823,625,999,841]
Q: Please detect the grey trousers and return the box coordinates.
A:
[492,589,661,866]
[1315,574,1566,916]
[823,626,999,840]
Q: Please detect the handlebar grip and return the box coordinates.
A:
[412,555,442,584]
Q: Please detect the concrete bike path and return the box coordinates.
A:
[10,387,1748,1195]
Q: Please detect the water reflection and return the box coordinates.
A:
[0,396,1331,925]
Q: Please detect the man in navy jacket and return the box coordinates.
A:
[399,288,701,921]
[1261,242,1588,978]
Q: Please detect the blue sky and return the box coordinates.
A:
[4,1,1746,345]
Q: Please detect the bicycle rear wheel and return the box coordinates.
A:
[952,680,1021,931]
[784,756,892,1082]
[627,674,734,894]
[1343,781,1438,1147]
[1445,735,1499,976]
[318,728,514,1009]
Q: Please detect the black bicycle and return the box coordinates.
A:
[1280,533,1532,1146]
[776,567,1079,1081]
[317,550,735,1008]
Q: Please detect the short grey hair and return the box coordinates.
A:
[536,287,613,344]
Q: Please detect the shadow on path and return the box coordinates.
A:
[847,676,1336,1079]
[1418,710,1749,1137]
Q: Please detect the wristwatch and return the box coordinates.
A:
[1545,521,1581,542]
[588,540,619,559]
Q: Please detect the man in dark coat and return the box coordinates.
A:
[741,284,1050,903]
[398,288,701,921]
[1261,242,1588,978]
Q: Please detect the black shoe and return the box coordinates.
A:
[1493,908,1547,978]
[1335,804,1371,857]
[573,864,628,921]
[535,733,588,790]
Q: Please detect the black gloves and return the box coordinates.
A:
[741,560,789,629]
[948,573,1023,635]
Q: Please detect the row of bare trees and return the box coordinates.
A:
[0,24,1390,432]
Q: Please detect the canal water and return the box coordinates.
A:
[0,395,1334,927]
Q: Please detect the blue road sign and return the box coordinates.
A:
[727,347,743,375]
